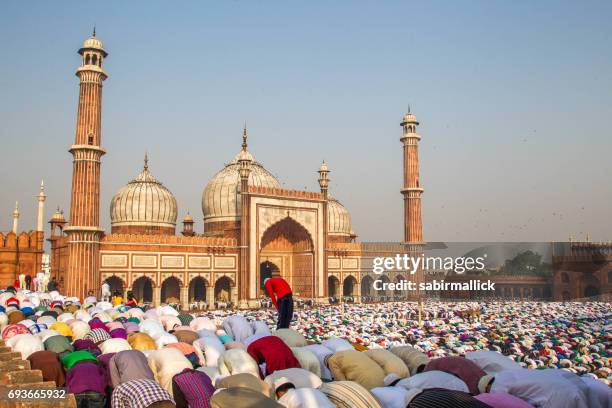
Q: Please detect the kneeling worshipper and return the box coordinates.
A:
[325,350,386,389]
[171,368,215,408]
[111,378,175,408]
[246,335,301,376]
[27,350,65,386]
[488,368,589,408]
[405,388,494,408]
[109,350,155,387]
[272,376,335,408]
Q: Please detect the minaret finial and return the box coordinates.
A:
[407,104,411,113]
[144,151,149,170]
[93,25,96,37]
[242,123,248,151]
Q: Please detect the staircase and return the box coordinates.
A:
[0,339,76,408]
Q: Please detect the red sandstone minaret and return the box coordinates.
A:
[400,109,424,298]
[400,108,424,244]
[63,30,108,301]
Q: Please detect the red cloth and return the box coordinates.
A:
[264,278,292,309]
[246,336,301,376]
[424,356,487,395]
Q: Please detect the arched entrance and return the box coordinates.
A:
[260,261,280,289]
[132,276,153,303]
[361,275,373,299]
[343,276,357,297]
[215,277,232,302]
[260,216,314,298]
[189,277,207,302]
[161,277,181,304]
[328,276,340,298]
[105,276,124,296]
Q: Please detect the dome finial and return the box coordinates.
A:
[407,104,411,113]
[93,25,96,37]
[242,122,248,151]
[144,151,149,171]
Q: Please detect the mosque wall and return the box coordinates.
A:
[0,231,44,287]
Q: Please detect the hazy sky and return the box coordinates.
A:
[1,1,611,243]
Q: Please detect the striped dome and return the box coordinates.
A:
[328,198,352,236]
[202,149,280,225]
[110,158,177,231]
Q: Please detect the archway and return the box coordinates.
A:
[328,276,340,298]
[343,276,357,297]
[132,276,153,303]
[561,272,570,283]
[105,276,124,297]
[161,277,181,304]
[584,286,599,298]
[260,261,280,289]
[562,290,571,301]
[189,277,207,302]
[260,216,314,298]
[361,275,374,299]
[215,277,232,302]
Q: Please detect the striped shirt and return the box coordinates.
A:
[407,388,491,408]
[172,368,214,408]
[111,379,174,408]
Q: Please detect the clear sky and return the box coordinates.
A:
[1,1,611,243]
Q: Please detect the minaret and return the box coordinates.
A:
[400,108,424,301]
[318,161,330,300]
[12,202,19,233]
[36,180,46,232]
[63,30,108,300]
[237,125,252,308]
[400,108,424,244]
[181,212,195,236]
[35,180,46,272]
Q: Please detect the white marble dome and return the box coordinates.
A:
[110,159,177,230]
[202,149,280,225]
[328,197,353,236]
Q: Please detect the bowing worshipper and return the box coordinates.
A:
[217,348,261,378]
[7,333,43,359]
[128,332,157,351]
[221,315,253,343]
[264,277,294,329]
[273,329,308,348]
[65,358,107,408]
[171,368,215,408]
[109,350,155,387]
[390,345,431,376]
[247,335,301,377]
[474,392,535,408]
[392,370,470,393]
[405,388,493,408]
[302,344,334,380]
[147,348,193,394]
[264,367,323,390]
[363,349,410,379]
[319,380,383,408]
[424,356,490,395]
[464,350,522,375]
[488,368,589,408]
[215,372,274,399]
[325,349,386,389]
[210,387,283,408]
[272,376,335,408]
[290,347,321,377]
[193,335,225,367]
[370,386,411,408]
[111,378,175,408]
[27,350,65,386]
[172,329,198,345]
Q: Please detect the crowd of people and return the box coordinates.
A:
[0,285,610,408]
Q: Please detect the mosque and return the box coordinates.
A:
[4,32,610,306]
[44,32,426,308]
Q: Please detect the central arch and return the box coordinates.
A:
[259,216,314,298]
[105,276,125,297]
[132,276,153,304]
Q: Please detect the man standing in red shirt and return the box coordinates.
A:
[264,277,293,329]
